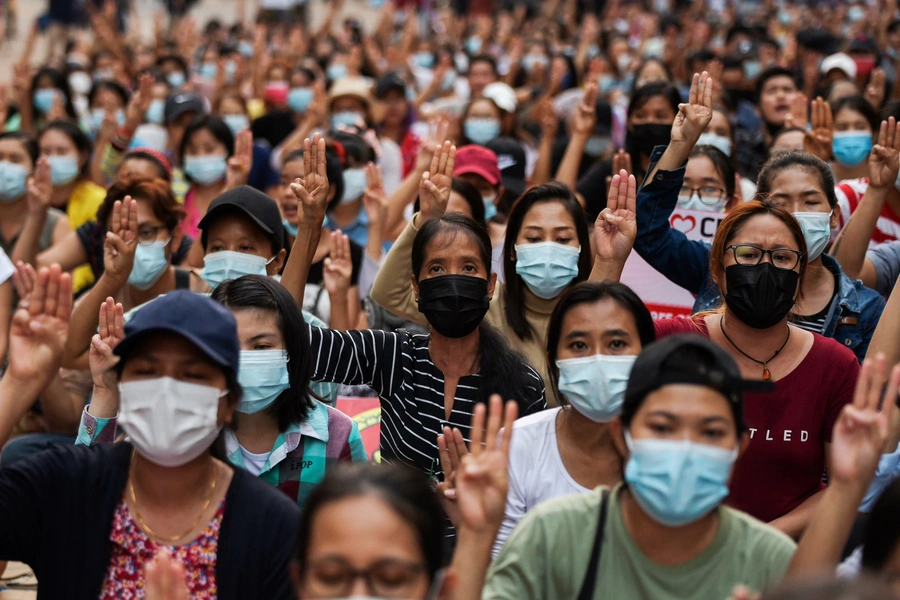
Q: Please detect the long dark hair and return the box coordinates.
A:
[412,213,541,408]
[756,152,837,209]
[295,463,445,579]
[211,275,315,431]
[502,182,592,340]
[178,114,235,177]
[30,67,77,120]
[546,282,655,406]
[38,119,94,179]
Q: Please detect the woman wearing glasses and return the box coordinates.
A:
[593,167,860,540]
[630,72,884,362]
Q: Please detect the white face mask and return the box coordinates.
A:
[793,211,832,261]
[118,376,225,467]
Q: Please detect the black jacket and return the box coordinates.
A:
[0,442,301,599]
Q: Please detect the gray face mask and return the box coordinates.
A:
[584,135,612,157]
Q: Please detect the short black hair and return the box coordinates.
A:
[0,131,39,165]
[469,54,498,75]
[88,79,131,108]
[755,66,797,103]
[830,94,879,133]
[757,151,837,209]
[178,114,235,176]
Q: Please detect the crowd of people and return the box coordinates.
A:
[1,0,900,597]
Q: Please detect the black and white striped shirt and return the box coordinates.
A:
[308,327,546,478]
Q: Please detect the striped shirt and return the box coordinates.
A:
[835,178,900,247]
[308,327,547,478]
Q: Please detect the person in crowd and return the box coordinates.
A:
[279,134,545,478]
[770,128,807,155]
[324,131,379,250]
[830,95,878,183]
[8,67,78,134]
[481,335,795,599]
[0,272,300,597]
[214,90,280,195]
[632,72,884,362]
[460,96,505,147]
[374,71,422,178]
[84,79,129,139]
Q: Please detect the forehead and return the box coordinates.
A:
[283,157,305,178]
[634,384,735,425]
[773,130,804,148]
[188,127,222,146]
[40,130,73,148]
[560,298,640,337]
[728,213,799,247]
[768,168,824,195]
[834,106,866,123]
[521,200,577,228]
[134,198,163,224]
[634,96,674,113]
[762,75,796,93]
[423,229,485,264]
[708,110,730,132]
[685,156,722,182]
[0,138,28,155]
[233,308,280,335]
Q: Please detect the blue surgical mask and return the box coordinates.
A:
[288,87,314,113]
[146,98,165,125]
[341,168,368,203]
[199,61,218,79]
[414,52,435,69]
[624,432,737,526]
[464,118,501,145]
[522,53,549,75]
[183,154,228,185]
[47,155,80,186]
[696,132,732,157]
[466,36,483,55]
[743,60,762,81]
[128,240,170,290]
[326,64,349,81]
[793,211,832,261]
[200,251,273,289]
[832,131,872,168]
[238,40,254,57]
[514,242,581,299]
[0,161,29,201]
[598,75,617,95]
[848,5,866,21]
[557,354,636,422]
[441,70,457,92]
[237,350,291,414]
[585,135,611,157]
[167,71,186,88]
[90,108,126,133]
[33,89,60,115]
[283,219,299,237]
[224,61,237,82]
[332,111,363,129]
[483,195,497,221]
[223,114,250,135]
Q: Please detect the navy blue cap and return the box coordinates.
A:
[114,290,240,375]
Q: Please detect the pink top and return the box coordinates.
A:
[182,189,202,239]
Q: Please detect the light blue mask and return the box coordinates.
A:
[237,350,291,414]
[332,111,363,129]
[146,98,165,125]
[624,433,737,526]
[200,251,272,289]
[557,354,636,422]
[696,132,732,157]
[128,240,170,290]
[199,61,218,79]
[0,161,29,202]
[327,64,349,81]
[414,52,435,69]
[483,195,497,221]
[743,60,762,81]
[585,135,611,157]
[288,87,314,113]
[167,71,186,88]
[341,168,368,203]
[832,132,872,168]
[183,154,228,185]
[466,36,483,55]
[598,75,617,95]
[283,219,299,237]
[33,89,61,115]
[90,108,126,133]
[238,40,254,57]
[441,70,457,92]
[793,211,832,261]
[514,242,580,299]
[47,155,80,186]
[223,114,250,135]
[464,118,501,145]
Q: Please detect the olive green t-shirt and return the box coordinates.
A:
[484,484,796,600]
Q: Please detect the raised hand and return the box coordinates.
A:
[6,265,73,385]
[419,141,456,222]
[290,133,329,227]
[865,68,887,110]
[322,230,353,296]
[415,116,450,173]
[104,197,139,285]
[454,395,518,534]
[436,424,469,528]
[226,128,254,189]
[12,261,37,300]
[670,71,713,147]
[26,157,52,216]
[363,162,388,231]
[593,170,637,264]
[830,353,900,487]
[144,551,190,600]
[125,73,155,130]
[571,81,598,136]
[803,97,834,161]
[605,149,632,198]
[783,91,808,130]
[538,97,559,140]
[89,297,125,393]
[47,92,67,122]
[868,117,900,189]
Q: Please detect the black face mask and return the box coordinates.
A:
[724,263,799,329]
[417,275,490,338]
[626,123,671,156]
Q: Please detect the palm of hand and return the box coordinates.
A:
[104,241,135,278]
[322,260,352,293]
[8,315,66,381]
[830,419,881,484]
[674,105,712,143]
[871,149,899,187]
[456,454,508,531]
[593,209,636,261]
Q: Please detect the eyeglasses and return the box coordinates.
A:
[726,244,803,270]
[678,185,727,206]
[136,225,170,246]
[303,558,428,598]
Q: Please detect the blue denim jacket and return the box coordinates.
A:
[633,146,885,362]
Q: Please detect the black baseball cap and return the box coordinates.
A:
[375,71,408,99]
[622,335,774,431]
[164,92,206,124]
[485,137,526,197]
[198,186,286,253]
[114,290,240,375]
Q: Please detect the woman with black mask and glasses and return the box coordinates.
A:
[592,167,860,541]
[279,134,545,479]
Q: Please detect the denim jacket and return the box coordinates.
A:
[633,146,885,362]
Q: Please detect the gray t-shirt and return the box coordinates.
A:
[867,240,900,296]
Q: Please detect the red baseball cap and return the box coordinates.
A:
[453,145,501,186]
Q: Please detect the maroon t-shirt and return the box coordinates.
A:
[654,316,858,523]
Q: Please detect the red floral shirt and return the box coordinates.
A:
[99,497,225,598]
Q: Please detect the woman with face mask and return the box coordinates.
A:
[326,132,379,249]
[215,92,280,195]
[830,95,877,183]
[0,278,301,598]
[77,274,368,506]
[179,115,236,240]
[372,174,592,406]
[7,67,78,134]
[460,97,505,147]
[594,171,861,538]
[483,336,795,599]
[631,72,884,362]
[280,135,545,480]
[84,80,130,140]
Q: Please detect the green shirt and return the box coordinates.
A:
[484,485,796,600]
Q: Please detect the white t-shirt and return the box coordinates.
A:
[493,407,591,558]
[239,446,271,476]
